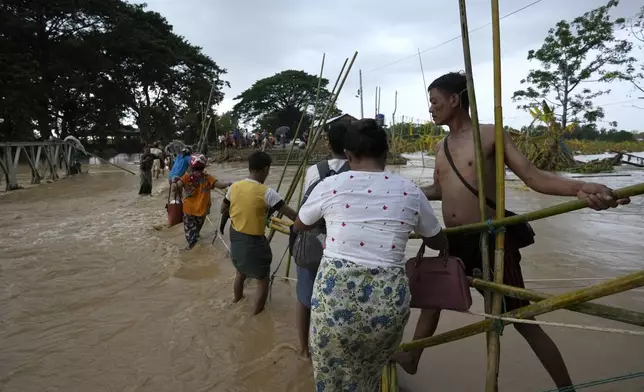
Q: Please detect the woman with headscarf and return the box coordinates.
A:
[173,154,231,249]
[294,119,448,391]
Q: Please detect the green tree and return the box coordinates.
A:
[232,70,340,136]
[512,0,635,129]
[0,0,228,144]
[623,6,644,94]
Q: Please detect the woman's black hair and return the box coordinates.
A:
[428,72,469,110]
[326,122,349,155]
[248,151,272,172]
[343,119,388,159]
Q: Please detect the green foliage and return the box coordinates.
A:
[387,121,445,139]
[212,111,239,140]
[232,70,340,136]
[0,0,228,144]
[623,6,644,94]
[566,123,637,142]
[512,0,635,129]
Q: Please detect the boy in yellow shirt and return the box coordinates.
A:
[221,151,297,314]
[174,154,231,249]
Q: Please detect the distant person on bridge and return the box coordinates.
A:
[393,72,630,391]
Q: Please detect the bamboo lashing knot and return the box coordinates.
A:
[486,218,505,234]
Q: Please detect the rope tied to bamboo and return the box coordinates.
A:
[486,219,505,234]
[464,310,644,336]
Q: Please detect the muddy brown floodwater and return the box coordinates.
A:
[1,156,643,392]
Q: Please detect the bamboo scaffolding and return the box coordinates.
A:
[457,2,496,384]
[267,53,357,244]
[287,54,356,198]
[469,278,644,327]
[487,0,505,389]
[275,53,326,194]
[399,270,644,352]
[281,56,352,207]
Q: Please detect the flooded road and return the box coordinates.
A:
[1,155,643,392]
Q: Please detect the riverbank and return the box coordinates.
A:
[1,159,643,391]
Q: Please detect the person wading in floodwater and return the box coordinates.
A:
[138,147,154,195]
[392,72,631,392]
[172,154,231,249]
[221,151,298,315]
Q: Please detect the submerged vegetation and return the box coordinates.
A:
[387,103,640,173]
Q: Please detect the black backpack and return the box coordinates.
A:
[289,160,350,270]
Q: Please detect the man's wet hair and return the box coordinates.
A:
[248,151,272,172]
[428,72,469,110]
[344,119,388,159]
[327,122,349,155]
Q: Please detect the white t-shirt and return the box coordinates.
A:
[298,171,442,268]
[304,158,348,191]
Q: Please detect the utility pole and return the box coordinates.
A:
[374,86,378,118]
[359,70,364,119]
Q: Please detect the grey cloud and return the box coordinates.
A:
[139,0,643,129]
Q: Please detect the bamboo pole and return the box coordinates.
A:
[275,53,326,193]
[487,0,505,389]
[469,278,644,327]
[381,365,390,392]
[389,361,398,391]
[457,0,495,377]
[457,0,490,308]
[284,173,307,278]
[269,182,644,236]
[429,182,644,237]
[399,270,644,352]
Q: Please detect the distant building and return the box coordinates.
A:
[324,114,358,131]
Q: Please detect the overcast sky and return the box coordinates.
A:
[137,0,643,130]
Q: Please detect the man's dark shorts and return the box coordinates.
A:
[447,233,529,312]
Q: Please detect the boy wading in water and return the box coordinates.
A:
[173,154,231,249]
[221,151,297,315]
[393,72,630,391]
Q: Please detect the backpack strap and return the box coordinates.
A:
[316,160,331,180]
[336,160,350,175]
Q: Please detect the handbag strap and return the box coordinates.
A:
[443,136,497,211]
[415,241,449,266]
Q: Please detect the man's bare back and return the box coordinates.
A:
[434,124,498,228]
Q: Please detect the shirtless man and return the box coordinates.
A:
[393,72,630,391]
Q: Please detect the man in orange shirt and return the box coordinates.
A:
[174,154,232,249]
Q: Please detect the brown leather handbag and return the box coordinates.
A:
[405,245,473,311]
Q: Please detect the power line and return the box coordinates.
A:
[366,0,546,73]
